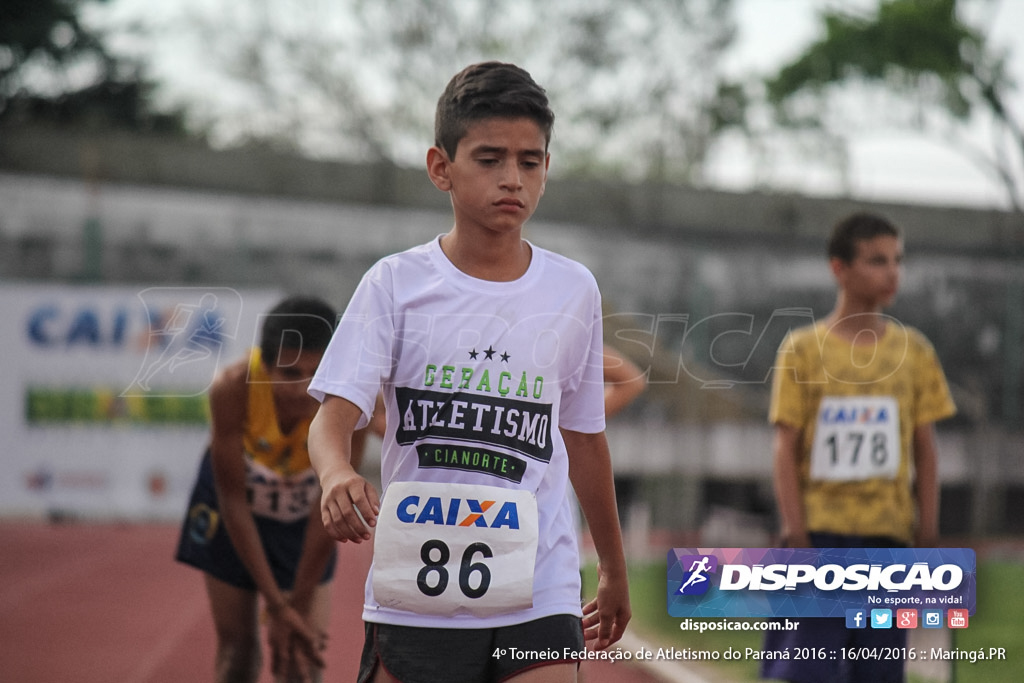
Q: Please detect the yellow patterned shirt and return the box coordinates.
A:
[769,320,955,544]
[242,348,318,522]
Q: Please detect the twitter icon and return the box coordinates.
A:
[870,609,893,629]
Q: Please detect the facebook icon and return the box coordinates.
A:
[846,609,867,629]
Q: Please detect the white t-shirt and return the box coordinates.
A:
[310,236,606,628]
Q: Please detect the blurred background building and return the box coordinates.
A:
[2,124,1022,545]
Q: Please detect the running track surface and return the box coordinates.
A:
[0,522,660,683]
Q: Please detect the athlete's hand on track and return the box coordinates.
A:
[319,465,380,543]
[581,562,631,650]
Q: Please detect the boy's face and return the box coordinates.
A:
[833,235,903,309]
[264,347,324,418]
[428,116,549,237]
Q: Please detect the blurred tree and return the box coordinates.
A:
[764,0,1023,211]
[176,0,746,183]
[0,0,184,132]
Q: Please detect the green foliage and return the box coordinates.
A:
[763,0,1023,210]
[0,0,185,133]
[0,0,102,78]
[767,0,983,120]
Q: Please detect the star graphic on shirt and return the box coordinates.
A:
[484,346,496,360]
[468,349,478,360]
[500,351,510,363]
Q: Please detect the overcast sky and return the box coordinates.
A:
[90,0,1024,211]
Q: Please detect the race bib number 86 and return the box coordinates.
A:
[372,481,538,618]
[810,396,900,481]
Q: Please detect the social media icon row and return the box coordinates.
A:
[845,609,969,629]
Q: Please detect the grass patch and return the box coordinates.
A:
[585,559,762,681]
[948,561,1024,682]
[585,557,1024,683]
[630,560,763,681]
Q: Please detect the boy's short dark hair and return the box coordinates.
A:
[259,296,337,366]
[827,211,901,263]
[434,61,555,160]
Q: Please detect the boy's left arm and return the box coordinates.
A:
[289,424,369,607]
[563,428,631,650]
[912,422,940,548]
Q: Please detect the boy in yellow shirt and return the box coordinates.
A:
[176,296,363,683]
[763,212,956,683]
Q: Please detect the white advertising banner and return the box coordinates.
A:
[0,284,280,520]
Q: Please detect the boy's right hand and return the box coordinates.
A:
[319,466,380,542]
[582,562,631,650]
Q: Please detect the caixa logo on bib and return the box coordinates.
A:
[667,548,976,619]
[395,493,521,529]
[820,402,893,425]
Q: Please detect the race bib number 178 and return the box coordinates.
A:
[371,481,538,618]
[810,396,900,482]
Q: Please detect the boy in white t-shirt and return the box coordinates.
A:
[307,62,630,683]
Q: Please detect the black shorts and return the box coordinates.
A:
[174,451,336,591]
[761,532,907,683]
[357,614,584,683]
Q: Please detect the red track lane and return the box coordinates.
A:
[0,522,659,683]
